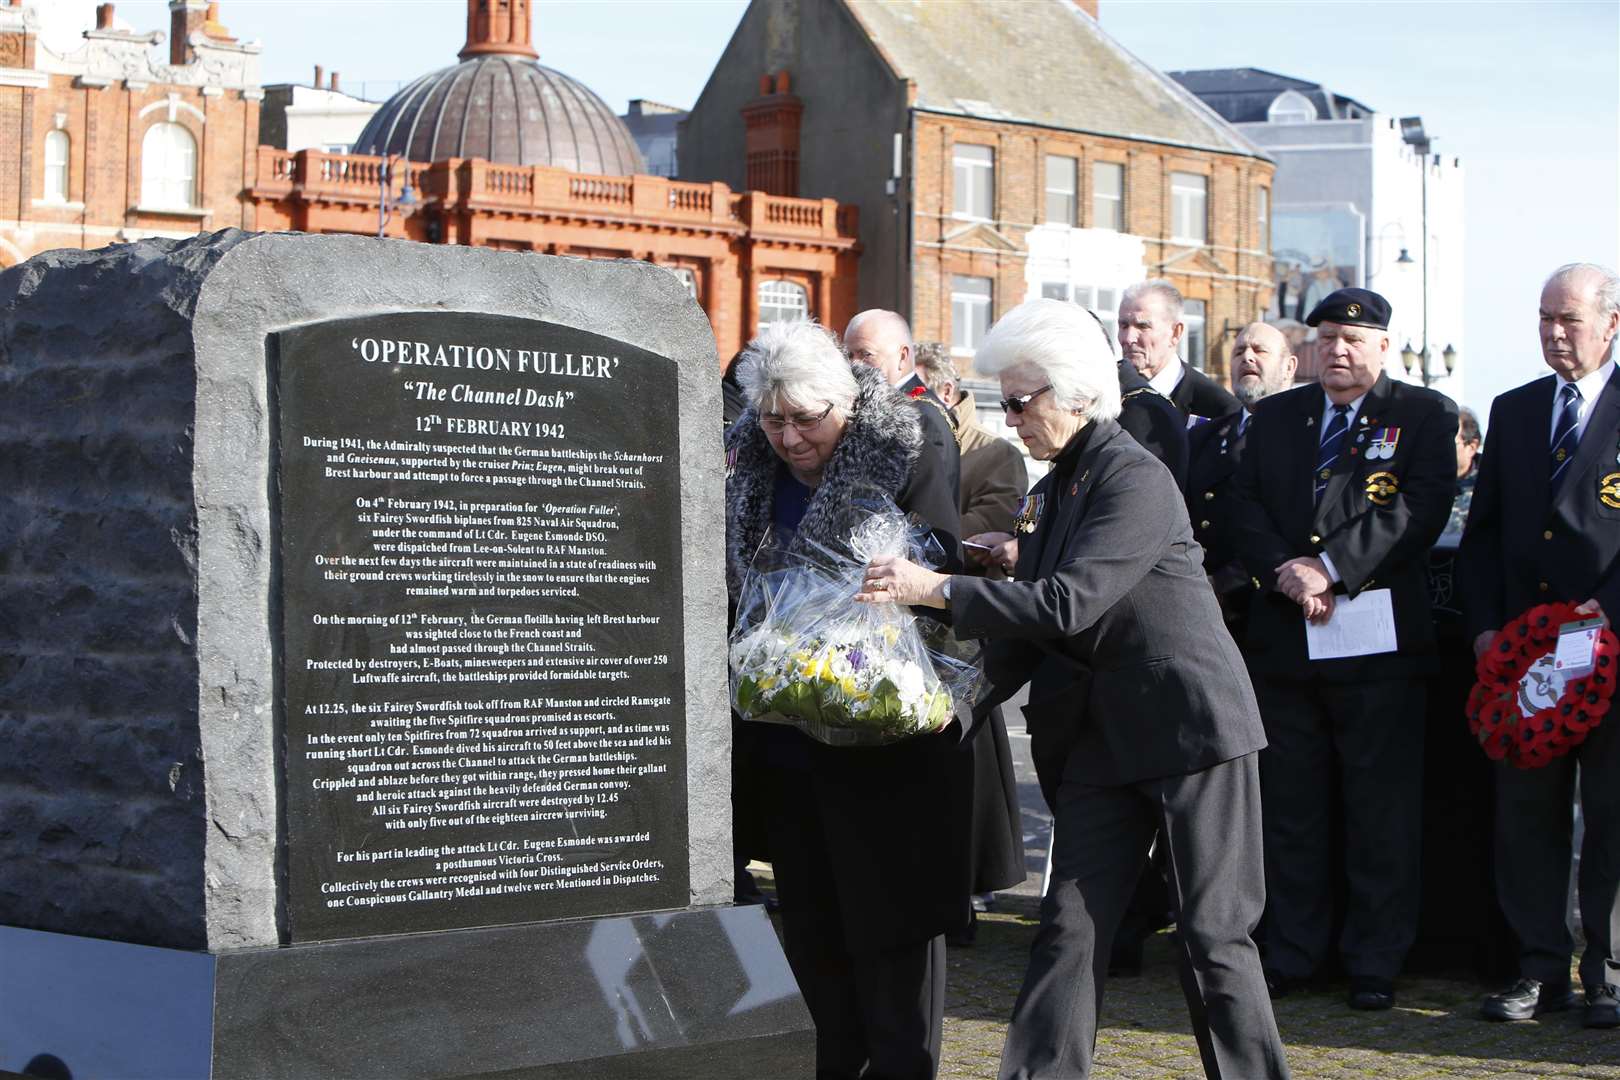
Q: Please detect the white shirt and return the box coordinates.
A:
[1548,357,1615,444]
[1148,354,1184,399]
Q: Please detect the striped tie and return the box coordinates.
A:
[1314,404,1350,504]
[1549,382,1582,495]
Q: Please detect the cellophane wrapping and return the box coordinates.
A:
[728,500,984,747]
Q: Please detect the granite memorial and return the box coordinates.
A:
[0,231,812,1078]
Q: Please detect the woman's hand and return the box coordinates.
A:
[856,554,950,609]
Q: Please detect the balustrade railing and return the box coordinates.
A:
[254,150,857,242]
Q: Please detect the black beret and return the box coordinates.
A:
[1305,287,1391,330]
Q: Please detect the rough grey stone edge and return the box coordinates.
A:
[190,232,729,949]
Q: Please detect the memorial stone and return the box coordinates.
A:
[0,230,812,1078]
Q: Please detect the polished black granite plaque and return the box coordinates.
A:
[275,312,688,942]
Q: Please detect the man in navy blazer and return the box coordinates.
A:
[1187,321,1299,638]
[1229,288,1456,1011]
[1459,262,1620,1029]
[1119,279,1240,423]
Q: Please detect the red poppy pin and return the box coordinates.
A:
[908,385,928,399]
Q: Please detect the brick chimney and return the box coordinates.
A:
[200,2,236,43]
[1074,0,1099,19]
[459,0,538,61]
[96,3,115,29]
[168,0,206,65]
[740,70,804,198]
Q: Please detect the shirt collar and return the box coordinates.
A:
[1559,356,1616,404]
[1147,355,1184,398]
[1323,391,1368,427]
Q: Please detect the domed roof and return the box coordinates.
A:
[353,55,646,176]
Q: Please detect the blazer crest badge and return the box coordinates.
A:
[1365,470,1399,506]
[1365,427,1401,461]
[1600,471,1620,510]
[1013,492,1046,534]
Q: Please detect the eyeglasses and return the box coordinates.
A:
[760,402,835,435]
[999,385,1053,414]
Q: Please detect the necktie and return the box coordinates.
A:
[1314,404,1350,503]
[1549,382,1582,495]
[1237,413,1251,438]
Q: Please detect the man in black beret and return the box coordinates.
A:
[1229,286,1458,1011]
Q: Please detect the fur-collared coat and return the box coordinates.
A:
[723,363,973,949]
[724,364,951,599]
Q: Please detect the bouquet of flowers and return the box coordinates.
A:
[729,501,983,747]
[1465,602,1617,769]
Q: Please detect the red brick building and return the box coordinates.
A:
[681,0,1276,384]
[0,0,262,267]
[1,0,860,364]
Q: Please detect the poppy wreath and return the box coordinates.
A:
[1466,601,1618,769]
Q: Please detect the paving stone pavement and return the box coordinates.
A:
[936,892,1620,1080]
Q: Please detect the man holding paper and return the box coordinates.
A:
[1459,262,1620,1029]
[1229,287,1457,1011]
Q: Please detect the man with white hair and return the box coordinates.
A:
[1229,288,1456,1012]
[1119,279,1240,421]
[844,309,962,498]
[1460,262,1620,1029]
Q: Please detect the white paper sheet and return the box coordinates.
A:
[1304,588,1398,660]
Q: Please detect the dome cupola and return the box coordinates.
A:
[352,0,645,176]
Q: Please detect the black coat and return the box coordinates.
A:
[1170,364,1241,422]
[1459,369,1620,638]
[1187,410,1255,633]
[1117,360,1188,491]
[725,366,972,947]
[1229,371,1458,681]
[898,371,963,500]
[953,419,1267,804]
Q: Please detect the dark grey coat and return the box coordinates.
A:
[952,418,1267,800]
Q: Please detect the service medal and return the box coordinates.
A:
[1366,427,1401,461]
[1365,470,1399,506]
[1600,471,1620,510]
[725,445,739,480]
[1014,493,1046,534]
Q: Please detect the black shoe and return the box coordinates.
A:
[1108,936,1143,977]
[1482,977,1574,1021]
[1585,984,1620,1029]
[1264,969,1299,999]
[1348,976,1395,1011]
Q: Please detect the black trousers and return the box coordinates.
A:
[999,753,1289,1080]
[1254,676,1425,981]
[762,767,946,1080]
[1494,710,1620,991]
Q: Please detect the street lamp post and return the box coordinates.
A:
[378,154,417,238]
[1396,117,1456,388]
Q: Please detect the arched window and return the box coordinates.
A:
[1267,90,1318,125]
[757,279,808,329]
[141,122,198,208]
[43,130,69,203]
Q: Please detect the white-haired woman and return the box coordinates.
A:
[724,319,968,1080]
[858,300,1290,1080]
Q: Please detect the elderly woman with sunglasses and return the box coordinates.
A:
[724,319,970,1080]
[858,299,1289,1080]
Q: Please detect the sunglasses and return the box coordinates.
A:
[999,385,1053,414]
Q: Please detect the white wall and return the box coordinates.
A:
[283,86,380,153]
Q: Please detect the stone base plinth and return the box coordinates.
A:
[0,906,812,1079]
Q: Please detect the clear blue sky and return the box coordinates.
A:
[119,0,1618,420]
